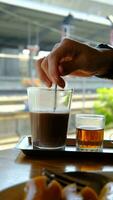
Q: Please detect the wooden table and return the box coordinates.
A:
[1,148,113,192]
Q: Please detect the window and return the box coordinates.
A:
[0,0,113,150]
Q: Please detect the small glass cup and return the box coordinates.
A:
[75,114,105,152]
[27,87,72,150]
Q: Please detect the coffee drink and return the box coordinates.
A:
[30,111,69,149]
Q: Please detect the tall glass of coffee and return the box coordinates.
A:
[27,87,72,150]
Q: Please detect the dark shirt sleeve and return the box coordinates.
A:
[95,44,113,79]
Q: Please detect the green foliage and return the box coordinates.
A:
[63,91,71,106]
[94,88,113,127]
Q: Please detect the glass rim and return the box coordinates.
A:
[27,86,73,92]
[76,114,105,119]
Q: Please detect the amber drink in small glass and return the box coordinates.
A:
[75,114,105,152]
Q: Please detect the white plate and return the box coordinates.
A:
[0,171,112,200]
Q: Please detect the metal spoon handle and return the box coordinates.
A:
[54,84,57,111]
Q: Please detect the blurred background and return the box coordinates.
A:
[0,0,113,149]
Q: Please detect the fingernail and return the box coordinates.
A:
[59,82,65,88]
[58,79,65,88]
[51,77,65,88]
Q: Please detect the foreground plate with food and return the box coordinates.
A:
[0,171,113,200]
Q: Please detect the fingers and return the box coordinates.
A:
[36,38,76,88]
[36,57,65,88]
[46,53,65,87]
[36,58,52,87]
[53,76,65,88]
[41,56,65,88]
